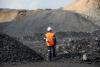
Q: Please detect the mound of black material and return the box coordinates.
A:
[0,10,100,63]
[0,22,11,33]
[2,10,100,39]
[61,37,100,62]
[0,33,43,63]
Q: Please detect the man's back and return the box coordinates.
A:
[45,32,55,46]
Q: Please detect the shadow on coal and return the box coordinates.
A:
[0,33,43,64]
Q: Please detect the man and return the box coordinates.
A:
[44,27,56,61]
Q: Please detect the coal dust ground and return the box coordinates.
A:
[0,62,100,67]
[0,31,100,64]
[0,32,100,67]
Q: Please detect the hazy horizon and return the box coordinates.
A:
[0,0,74,10]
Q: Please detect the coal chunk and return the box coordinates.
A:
[0,33,43,63]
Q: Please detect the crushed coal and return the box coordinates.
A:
[0,31,100,64]
[0,10,100,64]
[0,33,43,64]
[54,31,100,63]
[2,10,100,38]
[16,31,100,64]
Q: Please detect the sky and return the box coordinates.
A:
[0,0,74,10]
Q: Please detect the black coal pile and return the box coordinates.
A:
[0,33,43,64]
[56,31,100,63]
[0,10,100,64]
[0,22,11,33]
[18,31,100,63]
[2,10,100,39]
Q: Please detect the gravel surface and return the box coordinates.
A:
[0,31,100,64]
[0,33,43,64]
[0,62,100,67]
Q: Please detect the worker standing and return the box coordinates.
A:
[44,27,56,61]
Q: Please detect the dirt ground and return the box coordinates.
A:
[0,62,100,67]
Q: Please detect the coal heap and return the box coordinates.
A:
[53,31,100,62]
[64,38,100,61]
[0,33,43,63]
[2,10,100,39]
[0,10,100,63]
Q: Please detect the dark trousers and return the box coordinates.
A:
[47,46,56,61]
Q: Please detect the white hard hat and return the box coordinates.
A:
[47,27,52,31]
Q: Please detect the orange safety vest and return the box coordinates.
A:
[45,32,55,46]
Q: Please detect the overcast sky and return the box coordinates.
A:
[0,0,74,9]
